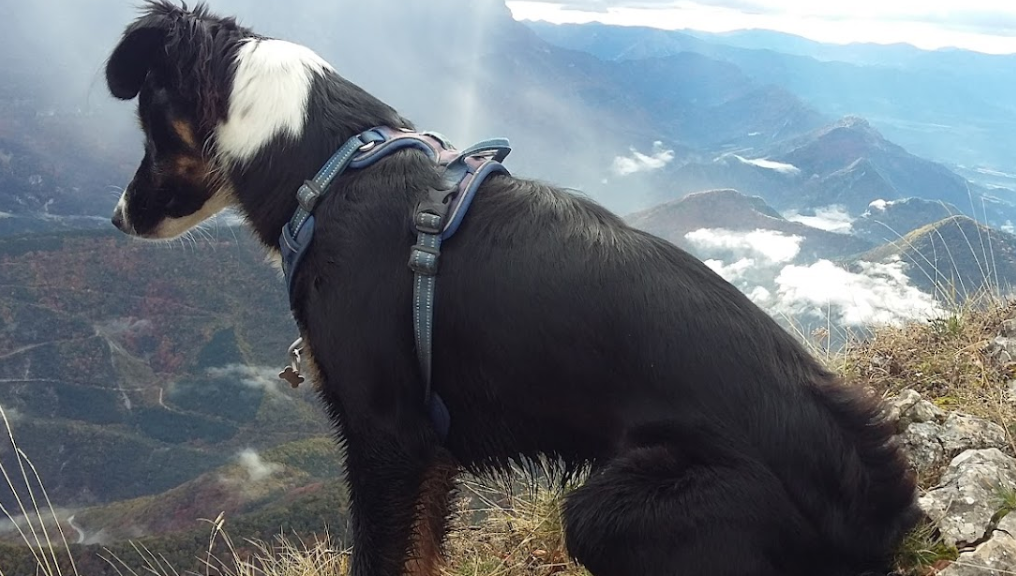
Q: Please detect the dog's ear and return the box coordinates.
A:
[106,19,169,100]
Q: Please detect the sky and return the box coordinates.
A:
[505,0,1016,54]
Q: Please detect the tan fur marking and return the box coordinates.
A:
[174,155,205,179]
[405,455,459,576]
[173,119,198,148]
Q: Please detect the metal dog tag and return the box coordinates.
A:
[279,337,305,388]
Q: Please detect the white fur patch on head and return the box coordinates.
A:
[215,38,333,164]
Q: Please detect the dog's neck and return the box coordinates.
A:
[214,38,411,251]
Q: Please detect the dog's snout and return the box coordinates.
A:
[112,209,125,231]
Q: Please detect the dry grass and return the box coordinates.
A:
[441,478,589,576]
[839,293,1016,429]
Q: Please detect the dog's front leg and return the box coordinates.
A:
[340,416,455,576]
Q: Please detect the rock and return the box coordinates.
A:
[1002,319,1016,338]
[1006,380,1016,404]
[912,399,947,425]
[939,514,1016,575]
[940,413,1009,454]
[901,421,947,475]
[920,449,1016,547]
[986,336,1015,366]
[886,389,946,432]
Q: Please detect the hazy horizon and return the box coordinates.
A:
[506,0,1016,55]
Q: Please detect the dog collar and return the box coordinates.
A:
[278,126,512,442]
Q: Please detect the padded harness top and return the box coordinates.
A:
[279,125,512,442]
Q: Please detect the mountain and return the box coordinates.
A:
[525,21,1016,172]
[861,215,1016,298]
[852,198,965,245]
[626,188,872,261]
[0,228,333,510]
[630,116,1016,229]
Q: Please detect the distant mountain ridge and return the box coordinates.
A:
[626,188,873,261]
[526,20,1016,171]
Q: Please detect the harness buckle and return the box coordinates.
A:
[414,210,444,235]
[408,244,440,276]
[296,179,324,213]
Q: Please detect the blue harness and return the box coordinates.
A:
[278,126,512,442]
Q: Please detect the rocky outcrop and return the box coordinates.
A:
[886,388,1016,573]
[887,391,1009,478]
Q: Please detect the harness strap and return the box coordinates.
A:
[279,125,511,443]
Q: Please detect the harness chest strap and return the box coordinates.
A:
[278,126,512,442]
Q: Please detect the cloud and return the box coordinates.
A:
[685,228,803,264]
[783,205,854,234]
[235,449,283,483]
[703,257,759,282]
[767,259,944,326]
[206,364,291,398]
[731,154,801,175]
[611,141,675,176]
[681,228,941,329]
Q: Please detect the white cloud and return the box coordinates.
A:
[784,205,854,234]
[681,228,942,329]
[703,257,758,282]
[611,141,675,176]
[235,449,283,482]
[732,154,801,175]
[867,199,891,213]
[685,228,803,264]
[206,364,291,398]
[769,259,944,326]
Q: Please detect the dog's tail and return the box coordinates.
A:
[801,372,924,573]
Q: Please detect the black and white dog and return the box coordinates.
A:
[104,2,921,575]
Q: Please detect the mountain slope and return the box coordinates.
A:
[0,229,332,508]
[861,216,1016,298]
[626,188,873,261]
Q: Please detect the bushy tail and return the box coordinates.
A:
[808,374,924,571]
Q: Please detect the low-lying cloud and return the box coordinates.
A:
[732,154,802,175]
[685,228,803,264]
[784,205,854,234]
[684,227,943,328]
[768,259,944,326]
[611,141,675,176]
[235,448,283,482]
[205,364,291,399]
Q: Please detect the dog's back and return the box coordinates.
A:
[424,175,922,574]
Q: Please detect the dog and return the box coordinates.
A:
[103,2,922,575]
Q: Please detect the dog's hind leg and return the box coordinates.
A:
[404,450,459,576]
[561,443,814,576]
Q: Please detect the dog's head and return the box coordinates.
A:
[105,1,334,240]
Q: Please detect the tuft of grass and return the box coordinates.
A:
[443,477,589,576]
[0,404,79,576]
[893,519,959,576]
